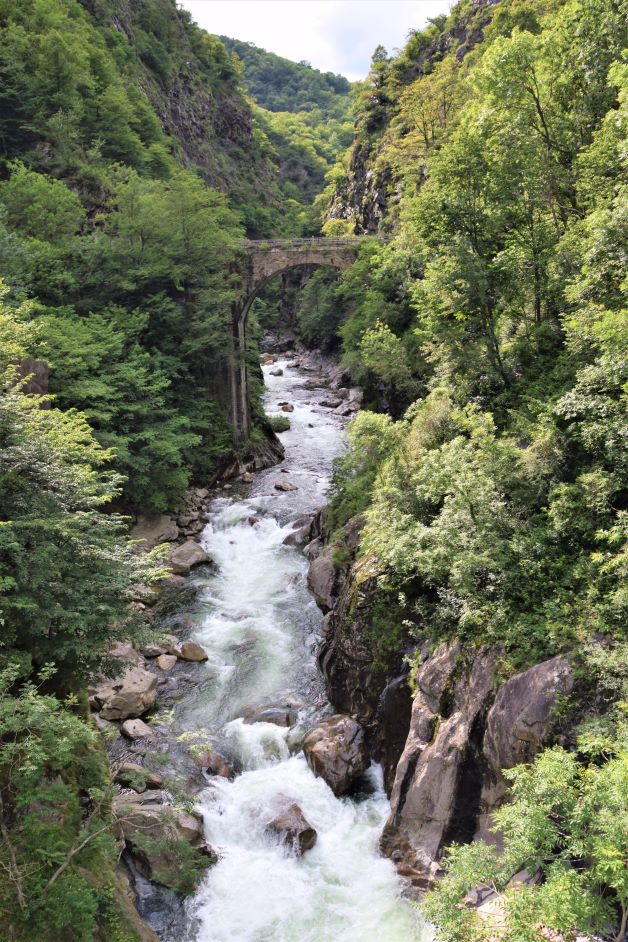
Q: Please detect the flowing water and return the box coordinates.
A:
[169,358,427,942]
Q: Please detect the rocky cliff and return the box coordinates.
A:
[326,0,502,233]
[310,539,576,894]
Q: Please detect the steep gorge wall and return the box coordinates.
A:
[310,534,576,893]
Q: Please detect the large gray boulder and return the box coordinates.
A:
[169,540,211,575]
[307,549,336,611]
[476,655,574,839]
[303,714,368,795]
[266,800,317,855]
[131,514,179,550]
[90,666,158,721]
[381,643,498,890]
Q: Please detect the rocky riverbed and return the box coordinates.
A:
[89,348,428,941]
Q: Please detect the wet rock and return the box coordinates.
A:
[169,540,211,575]
[303,714,369,796]
[279,402,294,413]
[283,524,311,546]
[266,801,317,855]
[307,549,336,611]
[269,368,284,376]
[242,471,254,483]
[274,480,298,492]
[91,667,158,720]
[195,749,233,779]
[319,398,343,409]
[131,515,179,551]
[175,640,208,662]
[155,654,177,671]
[242,705,297,727]
[121,719,154,740]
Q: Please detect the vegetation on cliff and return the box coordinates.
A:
[319,0,627,936]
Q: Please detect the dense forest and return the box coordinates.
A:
[0,0,626,939]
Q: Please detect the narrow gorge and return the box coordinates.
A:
[1,0,626,941]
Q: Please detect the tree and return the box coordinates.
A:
[0,291,149,681]
[423,746,628,942]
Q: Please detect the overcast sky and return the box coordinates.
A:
[178,1,454,81]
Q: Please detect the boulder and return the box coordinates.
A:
[141,642,168,658]
[319,398,342,409]
[169,540,211,575]
[121,719,153,740]
[242,705,297,727]
[242,471,254,483]
[274,480,298,492]
[131,514,179,551]
[266,801,317,855]
[115,762,163,792]
[194,749,233,779]
[476,655,574,839]
[380,643,498,891]
[279,402,294,413]
[269,368,284,376]
[155,654,177,671]
[90,666,158,720]
[114,796,208,890]
[283,523,312,547]
[307,549,336,611]
[176,640,208,662]
[303,714,369,796]
[107,641,144,666]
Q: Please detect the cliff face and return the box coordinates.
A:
[79,0,282,227]
[326,0,501,233]
[311,541,576,894]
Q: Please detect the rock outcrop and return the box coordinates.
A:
[90,666,158,721]
[266,800,317,855]
[381,643,497,889]
[303,714,369,796]
[314,540,412,791]
[131,515,179,550]
[169,540,211,575]
[381,645,575,890]
[476,655,574,842]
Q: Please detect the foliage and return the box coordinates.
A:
[423,746,628,942]
[326,0,628,667]
[269,414,291,433]
[219,37,351,116]
[0,664,118,942]
[0,294,150,681]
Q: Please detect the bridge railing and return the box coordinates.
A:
[237,237,365,249]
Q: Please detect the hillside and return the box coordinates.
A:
[0,0,626,940]
[219,36,351,116]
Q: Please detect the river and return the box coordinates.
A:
[164,357,427,942]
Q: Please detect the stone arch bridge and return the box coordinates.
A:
[227,238,363,441]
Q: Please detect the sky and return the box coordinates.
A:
[178,1,454,81]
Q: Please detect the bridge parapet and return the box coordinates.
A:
[226,236,367,443]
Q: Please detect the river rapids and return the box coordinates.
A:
[163,358,429,942]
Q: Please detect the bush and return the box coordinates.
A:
[269,414,291,432]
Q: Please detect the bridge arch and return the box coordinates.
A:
[228,239,361,441]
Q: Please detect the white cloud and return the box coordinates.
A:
[178,0,453,81]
